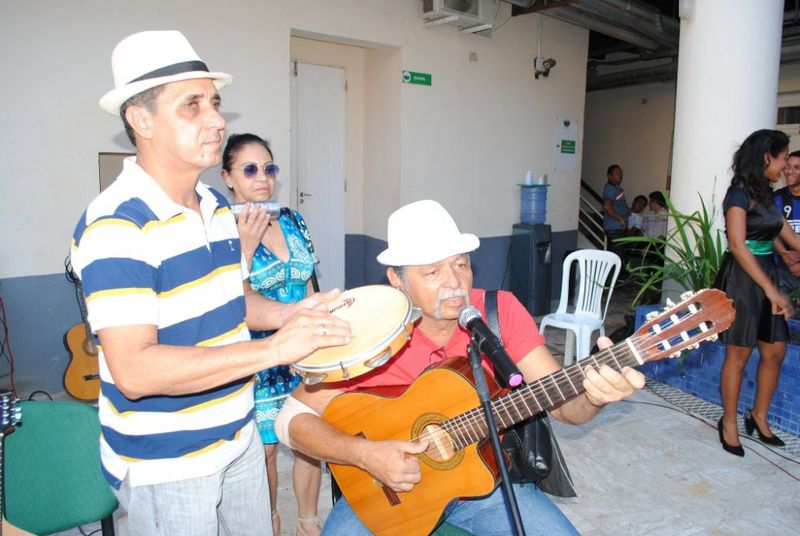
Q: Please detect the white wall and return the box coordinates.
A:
[397,12,588,240]
[1,0,589,278]
[583,81,676,198]
[583,64,800,202]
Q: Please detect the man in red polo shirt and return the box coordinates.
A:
[277,200,645,535]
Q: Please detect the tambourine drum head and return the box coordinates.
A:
[293,285,413,381]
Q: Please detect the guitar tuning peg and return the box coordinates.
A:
[680,291,694,301]
[646,311,660,321]
[709,334,718,341]
[665,298,675,309]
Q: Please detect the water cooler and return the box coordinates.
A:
[509,223,552,316]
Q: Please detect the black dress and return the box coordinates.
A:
[714,187,788,346]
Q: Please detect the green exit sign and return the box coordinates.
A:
[402,70,432,86]
[560,139,576,154]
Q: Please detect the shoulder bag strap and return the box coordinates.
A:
[286,209,320,293]
[484,290,501,342]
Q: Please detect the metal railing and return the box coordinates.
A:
[578,181,606,250]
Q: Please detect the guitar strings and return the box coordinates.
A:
[415,337,658,454]
[424,305,720,451]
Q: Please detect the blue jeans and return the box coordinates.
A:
[322,483,578,536]
[114,427,271,536]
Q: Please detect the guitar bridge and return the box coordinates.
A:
[379,480,402,506]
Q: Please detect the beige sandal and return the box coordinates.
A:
[296,516,320,536]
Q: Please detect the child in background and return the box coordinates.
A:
[643,191,668,239]
[627,195,648,235]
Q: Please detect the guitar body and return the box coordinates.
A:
[325,360,501,536]
[62,322,100,401]
[323,289,736,535]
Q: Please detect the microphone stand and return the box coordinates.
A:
[467,335,526,536]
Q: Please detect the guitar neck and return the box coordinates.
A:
[443,341,640,450]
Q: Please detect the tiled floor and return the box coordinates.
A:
[73,281,800,535]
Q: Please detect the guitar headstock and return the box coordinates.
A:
[1,390,21,438]
[633,289,734,364]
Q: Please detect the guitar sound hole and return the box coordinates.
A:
[418,424,454,462]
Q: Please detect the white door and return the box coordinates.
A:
[291,61,346,291]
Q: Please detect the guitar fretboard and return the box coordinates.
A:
[442,341,641,450]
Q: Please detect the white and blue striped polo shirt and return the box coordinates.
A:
[71,157,255,489]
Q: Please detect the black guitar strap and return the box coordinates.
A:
[485,290,576,497]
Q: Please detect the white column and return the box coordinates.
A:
[670,0,784,219]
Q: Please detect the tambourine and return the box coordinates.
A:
[292,285,420,384]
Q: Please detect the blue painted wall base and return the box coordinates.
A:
[635,305,800,437]
[1,229,577,399]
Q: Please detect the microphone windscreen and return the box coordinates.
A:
[458,305,481,329]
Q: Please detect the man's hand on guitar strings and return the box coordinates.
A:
[582,365,646,408]
[356,438,430,493]
[580,335,646,408]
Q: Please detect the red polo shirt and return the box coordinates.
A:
[335,289,545,391]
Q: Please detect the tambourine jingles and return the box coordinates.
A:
[292,285,420,384]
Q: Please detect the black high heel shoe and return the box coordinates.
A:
[744,410,785,447]
[717,418,745,457]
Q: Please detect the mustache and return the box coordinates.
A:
[437,288,469,306]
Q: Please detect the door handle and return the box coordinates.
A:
[299,191,312,204]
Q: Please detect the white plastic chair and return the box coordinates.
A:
[539,250,621,366]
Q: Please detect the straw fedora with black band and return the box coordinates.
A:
[99,30,232,115]
[377,200,480,267]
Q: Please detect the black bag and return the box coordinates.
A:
[486,290,577,498]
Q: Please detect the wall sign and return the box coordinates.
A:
[554,118,578,171]
[402,70,432,86]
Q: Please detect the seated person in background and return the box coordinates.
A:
[275,199,646,536]
[774,150,800,314]
[627,195,648,235]
[643,191,669,239]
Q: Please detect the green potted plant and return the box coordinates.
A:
[616,192,726,306]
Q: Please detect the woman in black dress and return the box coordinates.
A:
[714,129,800,455]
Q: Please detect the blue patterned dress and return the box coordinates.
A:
[249,208,318,444]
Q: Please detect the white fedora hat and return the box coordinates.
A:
[377,200,480,266]
[99,30,232,115]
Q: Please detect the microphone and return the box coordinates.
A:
[458,306,523,388]
[231,201,281,221]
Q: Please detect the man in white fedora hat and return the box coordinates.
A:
[277,200,645,535]
[70,30,351,535]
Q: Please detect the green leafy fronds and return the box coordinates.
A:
[615,191,725,306]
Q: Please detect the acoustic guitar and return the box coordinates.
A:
[323,289,735,536]
[63,268,100,401]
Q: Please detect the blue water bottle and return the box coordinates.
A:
[520,171,548,224]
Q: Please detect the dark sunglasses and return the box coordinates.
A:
[238,162,280,179]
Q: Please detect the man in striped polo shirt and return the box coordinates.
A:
[71,31,351,535]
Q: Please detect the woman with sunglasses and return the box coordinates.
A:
[222,133,322,536]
